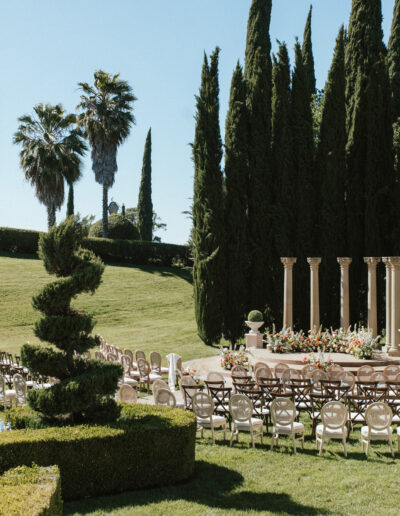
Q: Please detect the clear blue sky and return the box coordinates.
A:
[0,0,396,244]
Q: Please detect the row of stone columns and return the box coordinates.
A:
[280,256,400,356]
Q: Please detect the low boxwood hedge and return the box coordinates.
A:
[0,404,196,501]
[0,464,62,515]
[0,226,191,267]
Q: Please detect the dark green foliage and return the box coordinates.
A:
[0,464,62,515]
[222,63,248,346]
[346,0,395,322]
[388,0,400,122]
[192,49,225,345]
[0,226,190,267]
[244,0,272,83]
[0,404,196,501]
[272,42,294,257]
[66,183,74,217]
[89,213,140,240]
[302,5,316,96]
[248,310,263,322]
[291,41,316,329]
[317,27,347,327]
[21,217,122,422]
[137,129,153,241]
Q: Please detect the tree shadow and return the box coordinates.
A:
[104,261,193,284]
[0,251,39,260]
[64,460,327,515]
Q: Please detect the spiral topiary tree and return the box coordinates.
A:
[21,216,123,423]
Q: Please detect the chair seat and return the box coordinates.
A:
[234,417,263,429]
[129,371,140,379]
[316,424,346,439]
[361,426,393,439]
[197,415,226,427]
[124,377,138,387]
[5,389,16,398]
[274,421,304,434]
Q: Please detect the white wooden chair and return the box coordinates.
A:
[0,374,16,409]
[150,351,168,375]
[155,388,177,408]
[193,391,226,445]
[13,374,27,406]
[229,393,263,448]
[120,354,139,387]
[270,397,304,454]
[316,401,348,456]
[361,402,394,457]
[118,384,137,404]
[137,358,162,392]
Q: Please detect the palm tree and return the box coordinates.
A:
[13,104,87,229]
[77,70,137,237]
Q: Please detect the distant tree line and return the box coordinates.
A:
[192,0,400,346]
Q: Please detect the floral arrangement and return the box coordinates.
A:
[302,353,333,371]
[183,367,201,384]
[220,346,249,370]
[267,326,381,360]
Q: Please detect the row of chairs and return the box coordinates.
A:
[0,373,27,408]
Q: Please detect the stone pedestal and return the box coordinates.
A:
[382,257,392,351]
[364,257,381,338]
[337,258,352,330]
[245,333,263,349]
[280,257,297,329]
[389,257,400,357]
[307,258,322,332]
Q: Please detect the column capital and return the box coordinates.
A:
[337,257,352,268]
[307,257,322,267]
[280,257,297,268]
[364,257,381,265]
[382,257,391,266]
[388,257,400,269]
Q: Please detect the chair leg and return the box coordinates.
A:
[211,426,215,445]
[260,426,263,445]
[302,433,304,450]
[319,437,324,456]
[293,435,297,454]
[389,438,394,458]
[343,438,347,457]
[365,439,370,457]
[223,422,226,441]
[398,435,400,453]
[229,428,235,447]
[250,429,255,448]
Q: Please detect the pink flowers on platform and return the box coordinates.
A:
[220,346,249,370]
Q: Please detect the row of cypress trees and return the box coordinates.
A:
[192,0,400,346]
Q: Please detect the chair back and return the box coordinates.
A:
[341,371,355,391]
[124,349,134,364]
[81,351,91,360]
[0,374,5,398]
[274,362,289,379]
[229,393,252,422]
[137,358,150,377]
[94,351,104,361]
[357,365,375,382]
[321,401,347,429]
[281,368,302,386]
[13,374,26,403]
[302,364,319,378]
[371,371,388,385]
[254,362,270,373]
[153,379,169,397]
[255,365,272,383]
[120,354,132,375]
[326,363,344,380]
[383,364,400,381]
[310,369,328,391]
[107,353,117,362]
[231,365,248,376]
[192,392,214,418]
[181,375,197,387]
[118,384,137,403]
[150,351,162,370]
[206,371,224,383]
[271,397,296,426]
[365,402,392,430]
[155,388,177,407]
[135,349,146,362]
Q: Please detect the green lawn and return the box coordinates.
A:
[0,253,217,361]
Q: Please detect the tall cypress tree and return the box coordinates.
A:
[302,5,316,96]
[317,27,347,327]
[271,42,294,257]
[291,40,315,329]
[346,0,394,324]
[137,128,153,241]
[244,0,276,322]
[223,63,249,346]
[388,0,400,123]
[192,48,224,345]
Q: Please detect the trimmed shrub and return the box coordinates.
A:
[0,464,62,515]
[6,406,48,429]
[0,404,196,501]
[247,310,264,322]
[89,213,140,240]
[0,226,191,267]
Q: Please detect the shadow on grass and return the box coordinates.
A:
[104,261,193,284]
[64,460,326,515]
[0,251,39,260]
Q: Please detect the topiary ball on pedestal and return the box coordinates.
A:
[21,216,123,423]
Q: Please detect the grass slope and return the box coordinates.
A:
[0,254,216,361]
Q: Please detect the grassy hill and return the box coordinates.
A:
[0,254,216,361]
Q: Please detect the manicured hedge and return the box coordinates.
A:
[0,226,191,267]
[0,404,196,501]
[0,464,62,515]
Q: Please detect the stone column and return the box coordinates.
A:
[389,257,400,357]
[364,257,381,338]
[307,258,322,332]
[337,258,352,330]
[281,257,297,329]
[382,257,392,351]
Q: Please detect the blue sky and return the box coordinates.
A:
[0,0,396,244]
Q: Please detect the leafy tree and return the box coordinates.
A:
[192,49,224,345]
[317,26,347,327]
[223,63,248,346]
[13,104,86,229]
[302,5,316,96]
[77,70,137,238]
[137,128,153,241]
[21,217,122,423]
[89,213,140,240]
[125,207,166,240]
